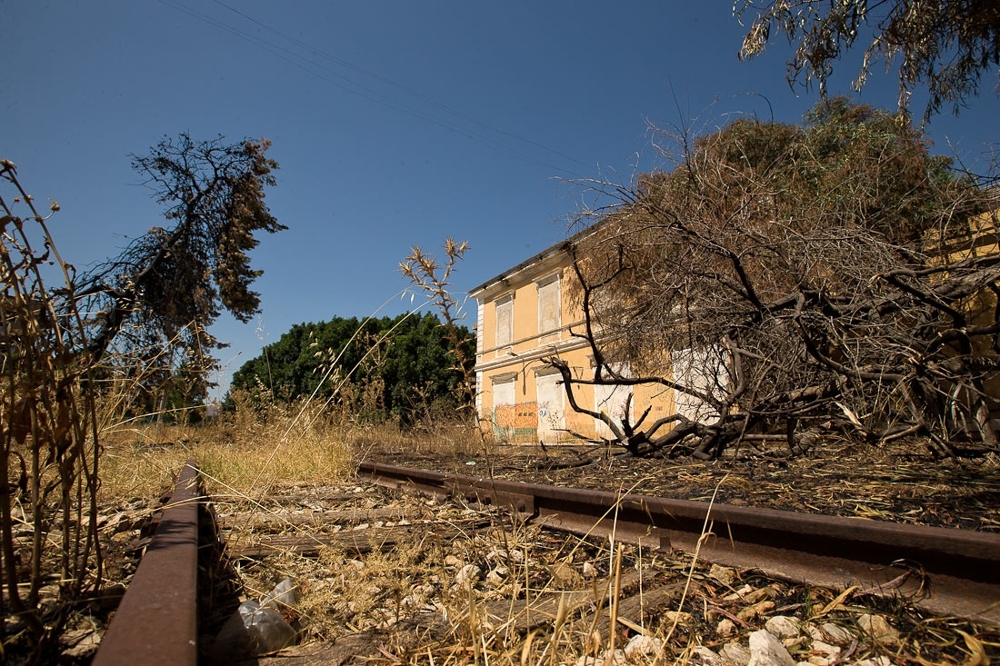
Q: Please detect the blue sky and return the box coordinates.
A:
[5,1,999,399]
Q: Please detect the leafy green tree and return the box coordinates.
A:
[230,312,474,423]
[736,0,1000,119]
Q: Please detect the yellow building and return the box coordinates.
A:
[470,227,675,443]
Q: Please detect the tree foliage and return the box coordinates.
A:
[550,99,997,458]
[77,134,283,411]
[736,0,1000,119]
[230,312,475,424]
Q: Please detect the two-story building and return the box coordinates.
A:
[470,225,676,443]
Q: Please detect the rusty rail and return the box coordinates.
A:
[93,460,202,666]
[357,461,1000,624]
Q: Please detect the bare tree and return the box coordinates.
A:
[78,134,284,411]
[546,100,998,459]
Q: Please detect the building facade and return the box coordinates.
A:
[470,230,675,443]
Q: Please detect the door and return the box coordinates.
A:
[672,347,725,423]
[535,371,565,444]
[492,377,515,440]
[594,382,632,440]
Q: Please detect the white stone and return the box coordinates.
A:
[810,640,840,658]
[717,618,737,637]
[664,610,694,625]
[721,641,752,666]
[710,563,738,587]
[818,623,853,646]
[624,634,663,659]
[485,566,508,585]
[764,615,800,639]
[857,614,899,645]
[724,584,754,601]
[748,630,796,666]
[454,564,481,587]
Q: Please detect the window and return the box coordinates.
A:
[495,295,513,347]
[537,274,560,334]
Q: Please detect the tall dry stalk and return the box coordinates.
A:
[0,160,101,659]
[400,239,478,423]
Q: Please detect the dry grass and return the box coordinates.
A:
[98,396,485,507]
[230,486,999,666]
[94,420,1000,665]
[100,411,347,505]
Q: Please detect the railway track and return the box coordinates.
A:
[357,462,1000,624]
[92,459,1000,664]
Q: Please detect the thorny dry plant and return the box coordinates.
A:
[0,160,102,660]
[401,239,479,427]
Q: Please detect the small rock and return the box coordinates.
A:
[744,585,779,604]
[765,615,800,640]
[724,584,754,601]
[582,561,597,578]
[748,630,796,666]
[485,548,508,561]
[737,599,775,621]
[857,614,899,645]
[818,622,853,646]
[810,640,840,659]
[805,658,832,666]
[717,618,737,636]
[710,564,738,587]
[60,628,100,660]
[485,566,508,585]
[455,564,481,587]
[664,610,694,625]
[721,641,752,666]
[624,634,662,659]
[550,561,582,586]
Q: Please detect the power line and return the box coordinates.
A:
[211,0,592,172]
[159,0,589,177]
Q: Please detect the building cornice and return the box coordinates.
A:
[474,336,591,373]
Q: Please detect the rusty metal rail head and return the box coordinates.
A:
[358,461,1000,623]
[94,460,202,666]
